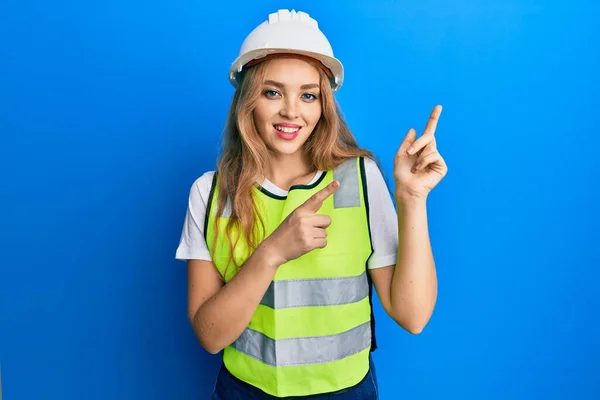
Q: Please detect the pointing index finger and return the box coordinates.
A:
[423,105,443,137]
[407,105,442,155]
[302,180,340,213]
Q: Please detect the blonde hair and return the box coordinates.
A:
[212,57,374,271]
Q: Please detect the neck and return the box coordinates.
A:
[264,151,316,190]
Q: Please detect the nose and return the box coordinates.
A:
[280,97,299,119]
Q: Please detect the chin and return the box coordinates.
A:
[269,142,305,156]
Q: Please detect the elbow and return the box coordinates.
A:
[390,311,431,335]
[188,313,224,355]
[199,339,224,355]
[389,299,436,335]
[403,322,426,335]
[194,327,225,355]
[390,315,427,334]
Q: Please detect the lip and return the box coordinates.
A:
[274,122,301,128]
[273,124,301,141]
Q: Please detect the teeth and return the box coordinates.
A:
[275,125,299,133]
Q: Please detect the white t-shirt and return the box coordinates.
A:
[175,157,398,269]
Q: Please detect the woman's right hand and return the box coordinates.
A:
[265,180,340,264]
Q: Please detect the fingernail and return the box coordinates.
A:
[332,180,339,188]
[407,146,415,155]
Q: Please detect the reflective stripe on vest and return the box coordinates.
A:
[260,270,369,309]
[233,321,371,367]
[333,156,361,208]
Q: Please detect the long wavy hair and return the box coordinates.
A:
[212,57,374,272]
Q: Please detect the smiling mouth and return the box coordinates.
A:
[273,124,301,140]
[273,124,301,133]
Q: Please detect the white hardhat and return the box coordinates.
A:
[229,9,344,91]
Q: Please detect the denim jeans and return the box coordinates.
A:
[210,356,379,400]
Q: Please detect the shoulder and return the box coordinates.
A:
[187,170,217,205]
[360,156,391,191]
[361,156,381,173]
[175,171,217,262]
[359,157,399,269]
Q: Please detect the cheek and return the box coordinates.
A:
[306,105,322,126]
[310,106,322,125]
[253,108,268,125]
[253,104,275,133]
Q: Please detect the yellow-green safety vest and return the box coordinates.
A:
[205,156,376,397]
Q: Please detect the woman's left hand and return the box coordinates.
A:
[394,105,448,200]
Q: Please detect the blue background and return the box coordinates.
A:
[1,0,598,399]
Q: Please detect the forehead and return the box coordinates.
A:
[262,57,321,85]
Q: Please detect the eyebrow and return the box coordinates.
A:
[264,80,320,90]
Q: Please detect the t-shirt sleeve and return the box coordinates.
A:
[364,157,399,269]
[175,171,215,262]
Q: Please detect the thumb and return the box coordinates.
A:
[398,128,417,154]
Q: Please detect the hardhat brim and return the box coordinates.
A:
[229,48,344,91]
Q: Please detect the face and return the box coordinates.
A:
[252,57,322,157]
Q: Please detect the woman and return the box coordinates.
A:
[176,9,447,399]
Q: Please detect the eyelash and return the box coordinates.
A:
[265,90,280,98]
[264,90,318,101]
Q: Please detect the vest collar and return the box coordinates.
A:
[258,170,327,200]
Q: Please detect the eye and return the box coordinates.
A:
[264,90,281,98]
[302,93,318,101]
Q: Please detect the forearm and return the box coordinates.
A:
[391,194,438,333]
[192,240,281,353]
